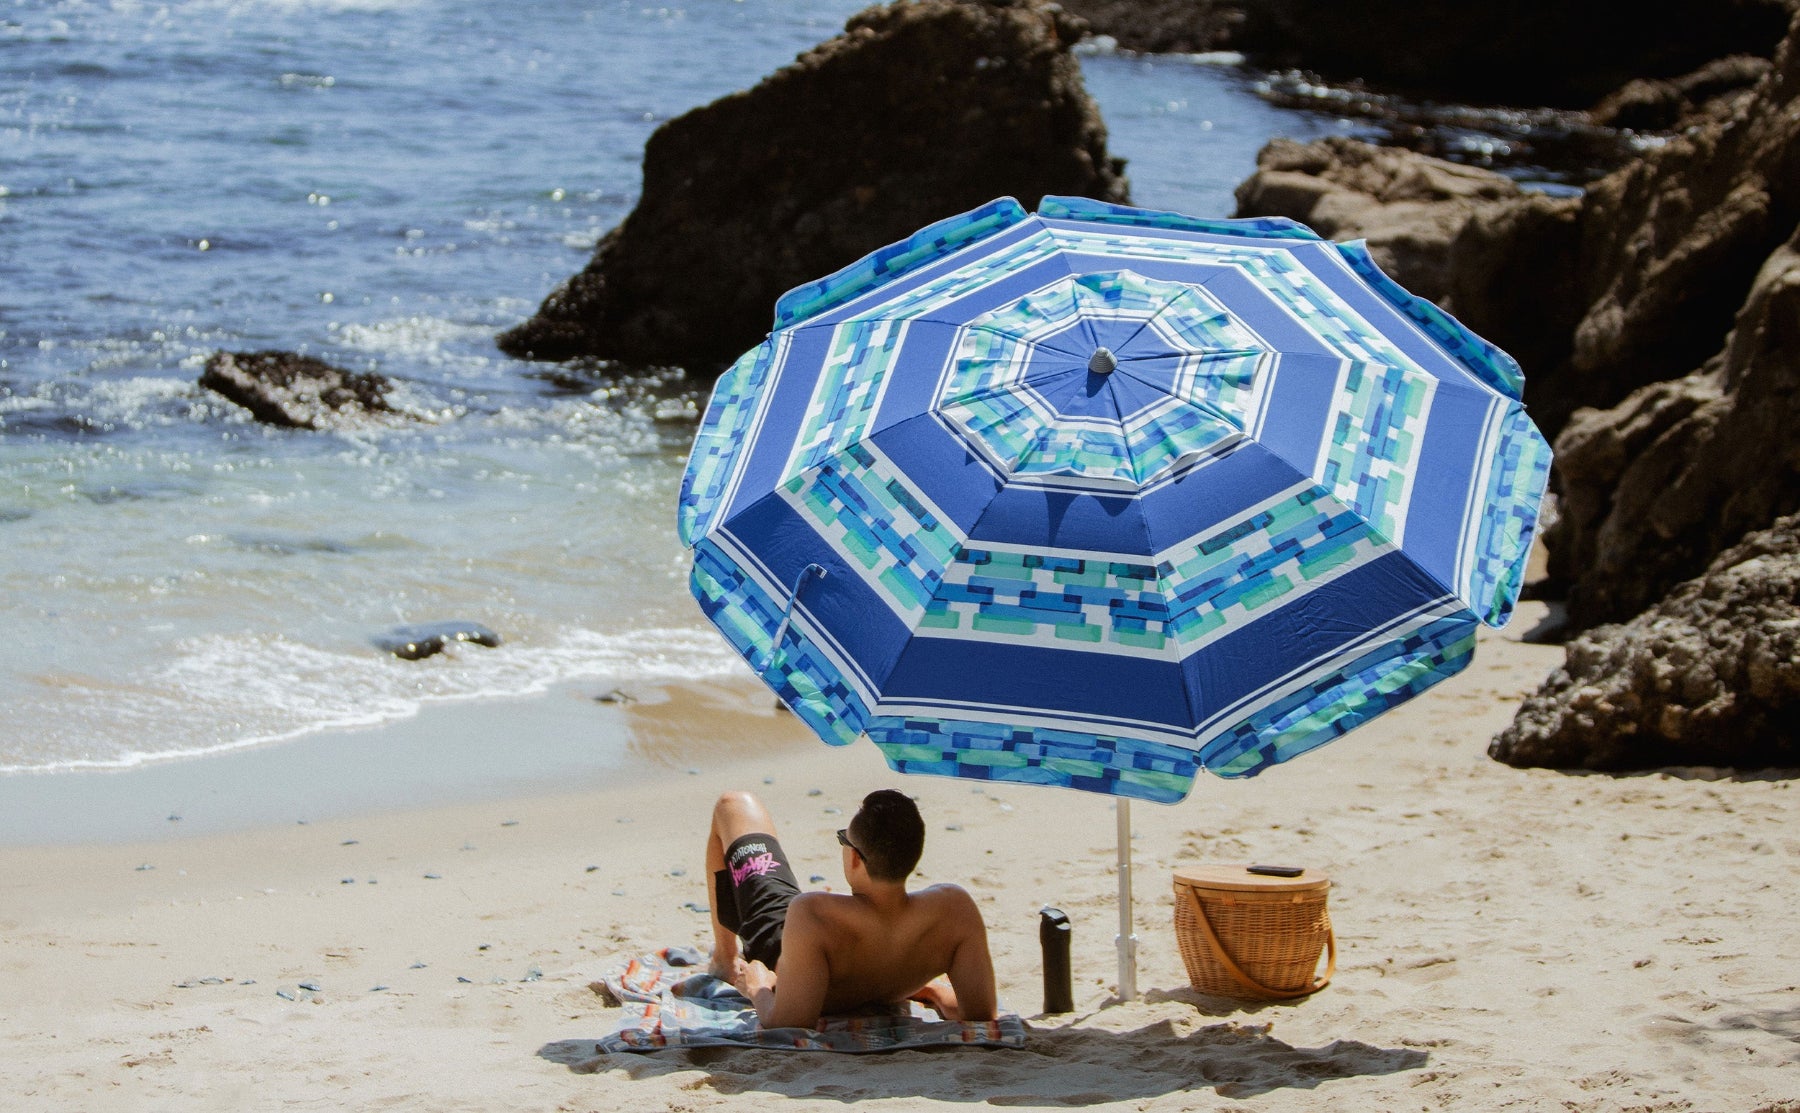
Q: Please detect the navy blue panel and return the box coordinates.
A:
[1035,367,1123,421]
[966,485,1156,557]
[1099,371,1178,423]
[722,327,839,525]
[1133,444,1312,554]
[1180,550,1451,720]
[1015,352,1090,397]
[717,493,919,691]
[1115,323,1195,364]
[867,412,1005,534]
[882,635,1198,732]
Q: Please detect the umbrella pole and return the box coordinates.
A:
[1116,798,1138,1001]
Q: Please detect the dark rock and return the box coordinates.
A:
[1067,0,1793,110]
[375,621,504,661]
[1588,55,1772,131]
[1054,0,1246,55]
[1233,136,1544,303]
[1548,222,1800,629]
[497,0,1129,377]
[1543,16,1800,444]
[1235,15,1800,638]
[1490,514,1800,771]
[1535,13,1800,626]
[200,350,406,430]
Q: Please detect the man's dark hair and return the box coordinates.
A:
[848,789,925,882]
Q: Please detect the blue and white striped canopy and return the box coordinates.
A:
[678,195,1551,803]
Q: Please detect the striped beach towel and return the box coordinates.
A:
[596,947,1027,1053]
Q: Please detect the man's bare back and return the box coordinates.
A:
[703,789,996,1031]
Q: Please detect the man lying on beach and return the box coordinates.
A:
[704,787,997,1030]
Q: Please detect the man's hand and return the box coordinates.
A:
[733,958,778,1016]
[907,976,961,1021]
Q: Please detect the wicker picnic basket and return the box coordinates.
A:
[1172,864,1336,1000]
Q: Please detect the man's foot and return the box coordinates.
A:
[708,953,747,984]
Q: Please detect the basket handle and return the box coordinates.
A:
[1182,886,1336,1000]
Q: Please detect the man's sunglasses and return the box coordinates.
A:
[836,828,863,857]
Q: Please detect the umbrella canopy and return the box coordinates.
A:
[679,194,1551,803]
[677,194,1551,1000]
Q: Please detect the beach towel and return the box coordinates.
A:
[596,947,1028,1052]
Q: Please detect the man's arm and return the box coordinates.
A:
[940,886,997,1022]
[734,894,830,1030]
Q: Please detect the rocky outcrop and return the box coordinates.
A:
[1587,54,1772,131]
[1533,13,1800,626]
[497,0,1129,377]
[1547,224,1800,628]
[200,350,407,431]
[1234,13,1800,637]
[1549,16,1800,453]
[1062,0,1793,110]
[1490,514,1800,771]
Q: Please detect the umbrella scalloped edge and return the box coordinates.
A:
[770,197,1031,332]
[1334,239,1527,401]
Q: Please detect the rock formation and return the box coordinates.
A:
[1052,0,1246,55]
[1234,12,1800,632]
[1490,514,1800,771]
[1549,14,1800,452]
[1060,0,1793,110]
[1224,17,1800,772]
[1587,54,1772,131]
[497,0,1129,377]
[1549,224,1800,629]
[200,350,407,431]
[374,621,504,661]
[1532,11,1800,629]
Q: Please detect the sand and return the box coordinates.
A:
[2,599,1796,1112]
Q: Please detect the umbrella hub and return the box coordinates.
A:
[1087,347,1118,375]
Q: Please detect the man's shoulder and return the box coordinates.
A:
[785,889,848,917]
[913,881,976,905]
[914,883,984,923]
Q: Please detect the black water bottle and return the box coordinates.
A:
[1040,906,1073,1013]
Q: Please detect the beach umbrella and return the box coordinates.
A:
[676,195,1551,998]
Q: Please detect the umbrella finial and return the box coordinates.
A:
[1088,347,1117,375]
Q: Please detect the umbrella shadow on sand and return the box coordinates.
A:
[538,1017,1426,1103]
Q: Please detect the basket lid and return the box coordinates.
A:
[1173,863,1330,893]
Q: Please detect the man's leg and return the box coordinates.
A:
[705,790,778,979]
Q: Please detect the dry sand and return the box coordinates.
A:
[2,600,1796,1112]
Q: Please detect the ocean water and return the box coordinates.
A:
[0,0,1390,778]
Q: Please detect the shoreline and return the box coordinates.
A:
[0,674,810,847]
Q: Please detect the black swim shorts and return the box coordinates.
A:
[713,831,801,968]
